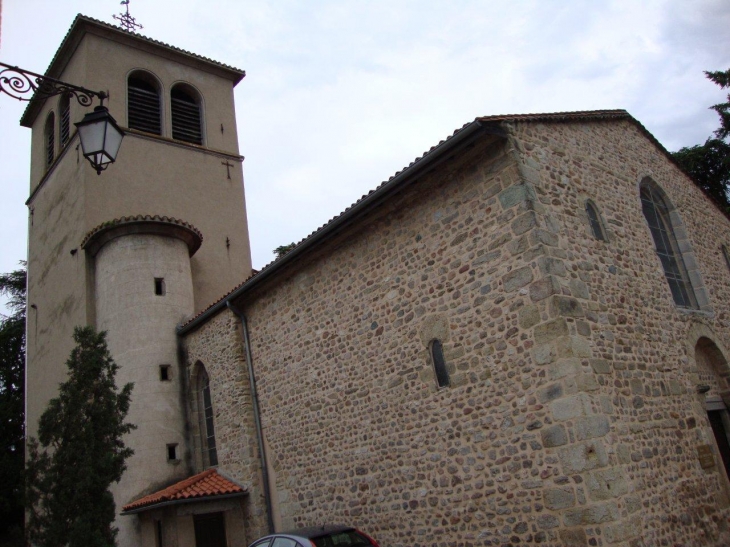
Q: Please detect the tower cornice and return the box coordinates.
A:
[81,215,203,257]
[20,14,245,128]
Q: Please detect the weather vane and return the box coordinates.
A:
[113,0,143,33]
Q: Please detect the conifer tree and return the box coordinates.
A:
[0,265,26,546]
[273,242,297,259]
[26,327,134,547]
[672,69,730,210]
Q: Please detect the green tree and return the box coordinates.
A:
[672,69,730,210]
[707,69,730,140]
[274,242,297,259]
[0,265,26,547]
[26,327,134,547]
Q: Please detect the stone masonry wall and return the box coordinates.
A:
[506,119,730,546]
[186,132,593,546]
[183,310,269,543]
[184,119,730,546]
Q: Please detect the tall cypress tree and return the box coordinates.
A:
[26,327,134,547]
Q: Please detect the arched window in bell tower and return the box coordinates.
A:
[127,71,162,135]
[44,112,55,167]
[170,84,203,145]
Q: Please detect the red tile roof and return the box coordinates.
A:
[122,469,247,513]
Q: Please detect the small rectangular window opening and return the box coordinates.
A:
[160,365,172,381]
[155,520,163,547]
[154,278,165,296]
[166,443,178,461]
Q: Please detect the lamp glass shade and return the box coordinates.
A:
[75,106,124,174]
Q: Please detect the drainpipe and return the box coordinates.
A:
[226,301,275,534]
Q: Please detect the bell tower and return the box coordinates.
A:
[23,15,252,547]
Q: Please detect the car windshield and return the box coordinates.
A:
[312,531,371,547]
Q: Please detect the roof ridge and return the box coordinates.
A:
[476,109,629,123]
[179,108,729,333]
[57,14,244,76]
[21,13,244,126]
[180,110,635,330]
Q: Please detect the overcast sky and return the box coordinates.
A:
[1,0,729,310]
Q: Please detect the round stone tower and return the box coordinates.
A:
[82,216,202,544]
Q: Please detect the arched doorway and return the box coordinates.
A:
[696,337,730,478]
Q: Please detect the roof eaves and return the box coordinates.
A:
[120,491,248,515]
[178,108,730,335]
[178,118,494,334]
[120,468,247,514]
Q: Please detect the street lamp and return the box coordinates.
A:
[75,106,125,175]
[0,61,124,175]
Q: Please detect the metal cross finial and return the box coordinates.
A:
[114,0,144,33]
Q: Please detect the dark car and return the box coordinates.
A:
[248,524,379,547]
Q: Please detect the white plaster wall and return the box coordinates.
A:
[94,234,194,547]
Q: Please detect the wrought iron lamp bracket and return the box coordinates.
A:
[0,62,107,107]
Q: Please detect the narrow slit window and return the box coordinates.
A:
[585,200,606,241]
[166,443,178,461]
[171,85,202,145]
[430,339,450,388]
[128,74,161,135]
[59,94,70,148]
[723,245,730,274]
[160,365,172,381]
[154,278,165,296]
[155,520,163,547]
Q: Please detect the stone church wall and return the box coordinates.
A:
[184,120,730,546]
[183,310,270,543]
[505,119,730,546]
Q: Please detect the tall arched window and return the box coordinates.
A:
[128,72,162,135]
[44,112,55,168]
[640,181,697,308]
[195,365,218,467]
[585,200,606,241]
[170,84,202,145]
[59,94,71,148]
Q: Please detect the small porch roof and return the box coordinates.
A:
[121,469,247,515]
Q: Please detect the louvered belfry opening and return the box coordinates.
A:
[44,112,55,167]
[171,85,202,145]
[59,94,70,148]
[128,75,161,135]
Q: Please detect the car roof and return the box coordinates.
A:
[279,524,355,538]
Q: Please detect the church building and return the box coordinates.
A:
[22,14,730,547]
